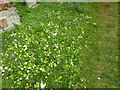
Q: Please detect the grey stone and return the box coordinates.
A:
[0,0,10,4]
[25,0,39,8]
[0,6,22,34]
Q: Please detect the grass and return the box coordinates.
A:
[1,2,118,88]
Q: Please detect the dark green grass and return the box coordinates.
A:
[2,2,118,88]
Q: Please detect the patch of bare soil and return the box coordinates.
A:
[101,3,118,32]
[101,3,111,22]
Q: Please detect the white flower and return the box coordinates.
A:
[93,22,96,25]
[1,73,4,76]
[21,68,24,70]
[26,70,30,73]
[14,81,16,84]
[81,79,84,82]
[46,45,49,47]
[4,67,8,69]
[0,66,2,70]
[15,58,18,61]
[82,31,84,34]
[2,70,5,72]
[98,77,101,80]
[57,55,60,57]
[41,82,46,88]
[52,33,57,36]
[19,78,22,80]
[48,36,50,38]
[70,61,74,66]
[26,75,29,79]
[47,52,51,56]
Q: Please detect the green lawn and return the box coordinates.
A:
[1,2,118,88]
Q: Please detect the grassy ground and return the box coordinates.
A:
[2,2,118,88]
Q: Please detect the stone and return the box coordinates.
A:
[0,0,10,4]
[25,0,39,8]
[0,2,22,34]
[0,18,8,28]
[0,2,13,11]
[0,0,39,34]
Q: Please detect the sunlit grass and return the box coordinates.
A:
[2,2,118,88]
